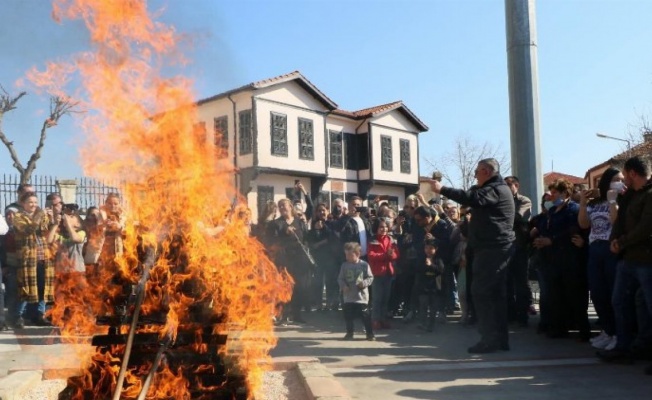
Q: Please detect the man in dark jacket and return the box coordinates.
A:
[504,176,533,326]
[599,156,652,365]
[430,158,515,353]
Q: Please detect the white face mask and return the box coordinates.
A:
[610,181,626,194]
[543,201,554,210]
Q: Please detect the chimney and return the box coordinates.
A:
[644,131,652,143]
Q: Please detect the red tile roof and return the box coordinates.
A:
[585,138,652,176]
[197,71,428,131]
[544,171,586,186]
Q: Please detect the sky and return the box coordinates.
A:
[2,0,652,187]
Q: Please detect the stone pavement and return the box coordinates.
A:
[2,311,652,399]
[271,310,652,400]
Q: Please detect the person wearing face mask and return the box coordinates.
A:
[578,167,625,350]
[598,156,652,368]
[533,179,590,341]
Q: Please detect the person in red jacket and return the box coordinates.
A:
[368,217,399,329]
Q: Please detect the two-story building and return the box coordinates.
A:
[195,71,428,222]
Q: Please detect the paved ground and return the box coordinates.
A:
[2,309,652,399]
[271,309,652,400]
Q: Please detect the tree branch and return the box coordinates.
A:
[22,96,79,183]
[0,87,28,175]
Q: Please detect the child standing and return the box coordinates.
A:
[338,242,375,341]
[419,239,445,332]
[368,217,399,330]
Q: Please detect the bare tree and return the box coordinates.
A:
[425,135,510,190]
[0,86,79,184]
[625,112,652,148]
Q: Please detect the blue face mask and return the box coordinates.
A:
[543,201,554,210]
[552,198,564,207]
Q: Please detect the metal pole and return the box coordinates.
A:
[505,0,543,213]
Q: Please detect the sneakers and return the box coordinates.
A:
[366,335,376,341]
[591,332,612,349]
[605,336,618,351]
[591,331,609,344]
[342,333,354,341]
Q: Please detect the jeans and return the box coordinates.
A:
[507,244,532,323]
[471,244,513,347]
[371,275,393,321]
[587,240,617,335]
[17,261,47,319]
[612,260,652,350]
[343,303,373,337]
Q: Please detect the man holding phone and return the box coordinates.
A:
[339,196,372,260]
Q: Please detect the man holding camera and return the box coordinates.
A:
[430,158,515,354]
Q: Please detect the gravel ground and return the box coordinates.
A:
[18,370,305,400]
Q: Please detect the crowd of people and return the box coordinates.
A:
[1,156,651,376]
[0,184,124,329]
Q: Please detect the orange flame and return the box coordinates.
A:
[32,0,292,398]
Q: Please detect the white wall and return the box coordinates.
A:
[254,84,327,174]
[373,112,420,133]
[368,184,406,207]
[195,91,254,169]
[325,116,360,181]
[248,173,312,223]
[369,111,419,184]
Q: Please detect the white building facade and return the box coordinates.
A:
[195,71,428,222]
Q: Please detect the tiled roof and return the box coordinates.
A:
[333,100,428,132]
[197,70,338,109]
[197,71,428,132]
[585,138,652,176]
[544,171,586,186]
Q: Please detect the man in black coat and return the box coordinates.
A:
[429,158,515,353]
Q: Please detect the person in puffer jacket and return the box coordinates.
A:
[368,217,399,330]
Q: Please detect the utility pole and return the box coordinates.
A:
[505,0,543,213]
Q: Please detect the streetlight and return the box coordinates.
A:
[596,133,632,156]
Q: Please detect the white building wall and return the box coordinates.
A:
[373,112,420,133]
[248,173,313,223]
[254,86,327,175]
[368,184,406,207]
[369,111,420,185]
[325,116,360,181]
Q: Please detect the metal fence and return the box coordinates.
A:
[0,174,121,212]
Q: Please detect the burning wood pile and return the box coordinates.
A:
[58,241,249,400]
[25,1,293,399]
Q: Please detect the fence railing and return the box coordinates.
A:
[1,174,121,212]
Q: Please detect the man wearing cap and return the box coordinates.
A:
[430,158,515,353]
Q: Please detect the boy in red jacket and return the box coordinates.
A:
[368,217,399,330]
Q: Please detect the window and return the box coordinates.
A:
[271,112,288,156]
[239,110,253,155]
[214,116,228,153]
[381,135,393,171]
[358,133,369,169]
[329,130,343,168]
[257,186,274,219]
[400,139,411,174]
[298,118,314,160]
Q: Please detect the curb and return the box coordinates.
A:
[0,370,43,400]
[1,358,353,400]
[297,361,352,400]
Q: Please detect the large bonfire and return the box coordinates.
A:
[26,0,292,398]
